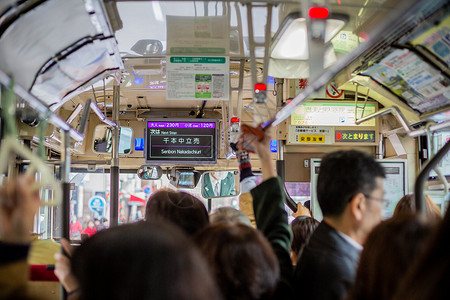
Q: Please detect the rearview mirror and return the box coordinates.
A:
[201,171,239,198]
[168,168,202,189]
[137,165,163,180]
[93,125,133,154]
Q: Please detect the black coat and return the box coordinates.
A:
[251,177,294,300]
[293,221,361,300]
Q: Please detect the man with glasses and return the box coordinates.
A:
[293,150,386,300]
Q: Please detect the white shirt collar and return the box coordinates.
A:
[209,175,221,194]
[336,230,363,251]
[209,175,219,186]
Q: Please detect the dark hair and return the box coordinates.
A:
[145,189,209,236]
[290,216,319,256]
[193,223,279,300]
[303,200,311,211]
[393,194,442,223]
[210,207,251,226]
[72,221,222,300]
[347,215,434,300]
[392,206,449,300]
[317,150,385,217]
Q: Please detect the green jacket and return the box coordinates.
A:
[251,177,294,299]
[203,172,236,198]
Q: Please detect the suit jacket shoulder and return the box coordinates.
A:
[293,222,361,300]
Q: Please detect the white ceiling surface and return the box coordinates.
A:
[67,0,396,112]
[115,1,280,56]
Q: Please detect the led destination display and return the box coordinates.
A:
[145,120,217,164]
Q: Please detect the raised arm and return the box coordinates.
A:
[0,175,40,298]
[244,128,293,299]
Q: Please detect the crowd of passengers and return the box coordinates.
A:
[0,129,449,300]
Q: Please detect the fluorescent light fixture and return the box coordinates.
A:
[271,13,348,60]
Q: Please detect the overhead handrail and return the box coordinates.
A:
[50,99,112,147]
[65,104,84,125]
[0,69,84,142]
[414,139,450,213]
[355,106,413,133]
[425,126,449,196]
[355,105,450,138]
[0,136,62,206]
[353,83,371,121]
[0,83,62,206]
[89,100,117,127]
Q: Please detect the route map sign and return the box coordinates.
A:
[145,119,217,164]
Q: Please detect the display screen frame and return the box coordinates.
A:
[144,118,218,165]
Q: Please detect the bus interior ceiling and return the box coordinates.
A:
[0,1,449,185]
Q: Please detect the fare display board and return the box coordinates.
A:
[291,102,376,126]
[145,119,217,164]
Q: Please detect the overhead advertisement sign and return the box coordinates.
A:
[166,15,229,55]
[288,126,335,145]
[291,102,376,126]
[166,15,230,101]
[410,15,450,65]
[166,56,229,100]
[335,130,376,143]
[362,48,450,113]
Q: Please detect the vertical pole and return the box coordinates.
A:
[275,78,284,107]
[61,131,71,239]
[377,133,384,159]
[110,84,120,227]
[276,140,286,185]
[415,140,450,213]
[60,130,71,300]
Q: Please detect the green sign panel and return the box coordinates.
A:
[291,102,376,126]
[169,57,226,64]
[335,130,376,143]
[170,47,226,54]
[195,74,212,98]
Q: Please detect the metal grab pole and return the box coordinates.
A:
[276,140,297,212]
[414,139,450,213]
[60,130,71,300]
[110,84,120,227]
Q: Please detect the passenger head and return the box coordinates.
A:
[145,189,209,236]
[347,214,434,300]
[393,206,450,300]
[210,207,251,226]
[87,220,95,228]
[72,221,221,300]
[290,216,319,265]
[318,150,385,243]
[393,194,442,223]
[194,223,279,300]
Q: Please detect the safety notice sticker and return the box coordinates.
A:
[167,56,229,101]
